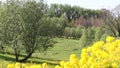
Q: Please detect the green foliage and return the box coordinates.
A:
[95,27,103,41]
[79,29,88,48]
[100,30,113,41]
[87,27,95,42]
[44,15,69,37]
[0,0,55,62]
[63,26,83,39]
[75,27,82,38]
[48,4,103,21]
[40,17,55,36]
[103,13,120,37]
[63,27,71,38]
[80,28,99,47]
[0,0,23,51]
[70,27,76,38]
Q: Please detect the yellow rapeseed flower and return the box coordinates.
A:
[7,64,14,68]
[106,36,114,42]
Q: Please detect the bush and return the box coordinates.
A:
[75,27,82,38]
[79,27,95,48]
[94,27,103,41]
[79,29,88,48]
[87,27,95,44]
[64,27,71,38]
[64,26,83,39]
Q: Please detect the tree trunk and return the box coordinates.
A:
[118,29,120,37]
[17,50,34,62]
[15,52,19,61]
[14,41,19,62]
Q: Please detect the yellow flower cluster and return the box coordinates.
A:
[7,62,49,68]
[7,36,120,68]
[78,36,120,68]
[54,36,120,68]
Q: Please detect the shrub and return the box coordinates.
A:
[94,27,103,41]
[79,29,88,48]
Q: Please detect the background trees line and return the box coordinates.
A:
[0,0,119,62]
[46,3,105,37]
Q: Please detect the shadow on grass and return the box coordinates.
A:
[0,54,15,62]
[30,57,60,65]
[0,52,59,65]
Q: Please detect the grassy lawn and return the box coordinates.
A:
[33,38,81,61]
[0,38,82,67]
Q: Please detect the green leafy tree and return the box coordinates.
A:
[95,27,103,41]
[87,27,95,42]
[75,26,83,38]
[70,27,76,39]
[79,27,96,48]
[0,0,55,62]
[79,29,88,48]
[0,0,24,60]
[64,27,71,38]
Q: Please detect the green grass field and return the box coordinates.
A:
[34,38,81,60]
[0,38,82,67]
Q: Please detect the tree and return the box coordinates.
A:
[103,13,120,37]
[95,27,103,41]
[87,27,95,43]
[64,27,71,38]
[0,1,5,51]
[0,0,55,62]
[0,0,24,60]
[48,4,62,17]
[79,29,88,48]
[75,26,83,38]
